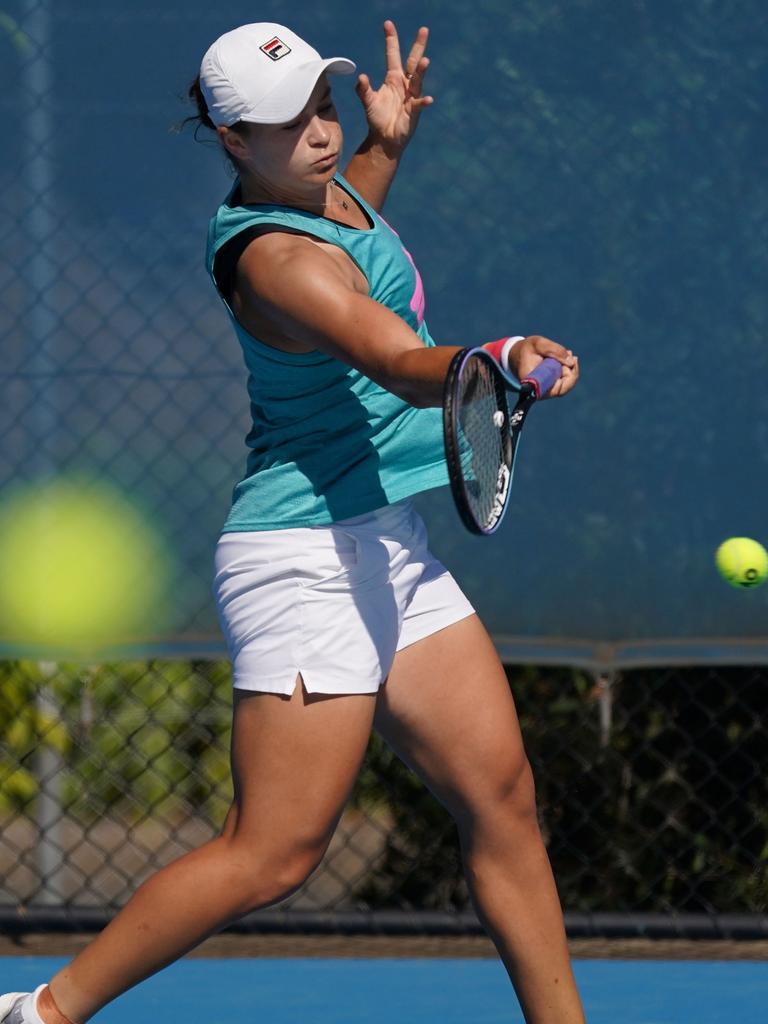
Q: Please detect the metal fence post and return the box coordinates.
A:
[34,660,66,906]
[20,0,57,482]
[594,671,616,749]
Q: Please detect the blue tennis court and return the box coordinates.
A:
[2,957,766,1023]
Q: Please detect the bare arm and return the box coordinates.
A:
[237,233,457,407]
[344,135,403,214]
[343,21,433,212]
[235,234,579,406]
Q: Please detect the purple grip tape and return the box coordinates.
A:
[522,357,561,398]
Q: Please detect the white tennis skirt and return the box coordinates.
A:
[212,498,475,695]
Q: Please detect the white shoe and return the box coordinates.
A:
[0,985,45,1024]
[0,993,29,1024]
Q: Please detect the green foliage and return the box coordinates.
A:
[0,661,59,810]
[0,659,233,824]
[1,660,766,914]
[352,733,467,911]
[354,665,768,914]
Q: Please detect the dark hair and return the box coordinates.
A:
[172,74,251,174]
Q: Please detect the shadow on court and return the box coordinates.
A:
[2,957,767,1023]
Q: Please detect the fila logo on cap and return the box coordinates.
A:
[260,37,292,61]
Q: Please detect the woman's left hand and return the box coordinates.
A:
[355,20,433,154]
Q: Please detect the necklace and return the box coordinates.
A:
[329,180,349,210]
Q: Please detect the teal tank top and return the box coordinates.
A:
[205,172,448,531]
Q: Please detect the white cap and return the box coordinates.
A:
[200,23,356,127]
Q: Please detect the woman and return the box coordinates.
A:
[1,19,583,1024]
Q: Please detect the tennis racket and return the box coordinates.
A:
[443,348,561,535]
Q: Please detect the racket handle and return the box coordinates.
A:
[521,357,561,398]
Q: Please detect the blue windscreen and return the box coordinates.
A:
[1,1,766,664]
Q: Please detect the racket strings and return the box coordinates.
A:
[455,358,509,530]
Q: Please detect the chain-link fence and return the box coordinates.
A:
[2,0,767,940]
[1,660,766,936]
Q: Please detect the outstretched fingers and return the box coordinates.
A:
[407,57,432,102]
[404,24,429,78]
[355,72,375,105]
[383,19,404,74]
[383,20,432,95]
[358,20,435,132]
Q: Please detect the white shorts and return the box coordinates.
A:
[212,499,475,695]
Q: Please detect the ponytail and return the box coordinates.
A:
[172,74,250,174]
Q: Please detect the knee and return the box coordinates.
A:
[267,844,326,903]
[227,837,328,914]
[460,755,541,840]
[495,755,539,821]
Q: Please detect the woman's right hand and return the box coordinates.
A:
[509,335,580,398]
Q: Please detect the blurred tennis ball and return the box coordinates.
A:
[714,537,768,590]
[0,477,173,651]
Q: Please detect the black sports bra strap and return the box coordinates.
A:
[212,226,264,303]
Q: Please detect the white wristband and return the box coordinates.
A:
[500,336,525,373]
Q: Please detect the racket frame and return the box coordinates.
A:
[443,347,543,536]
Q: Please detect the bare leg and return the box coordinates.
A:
[376,615,586,1024]
[47,679,376,1023]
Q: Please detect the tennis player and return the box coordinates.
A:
[1,20,583,1024]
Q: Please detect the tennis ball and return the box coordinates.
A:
[715,537,768,589]
[0,477,172,653]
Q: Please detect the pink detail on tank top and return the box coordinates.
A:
[380,215,426,327]
[401,246,426,326]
